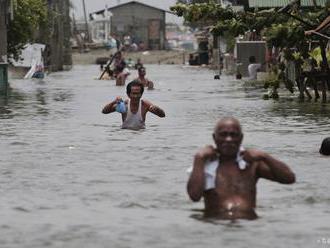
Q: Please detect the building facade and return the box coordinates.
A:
[91,1,167,50]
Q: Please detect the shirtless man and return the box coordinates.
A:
[135,67,154,90]
[102,80,165,130]
[188,117,295,220]
[112,52,129,86]
[134,58,143,70]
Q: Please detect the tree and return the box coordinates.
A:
[171,1,330,100]
[171,1,329,49]
[7,0,48,60]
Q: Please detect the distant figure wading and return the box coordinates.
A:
[188,117,295,220]
[135,67,154,90]
[102,80,165,130]
[248,56,261,80]
[113,51,130,86]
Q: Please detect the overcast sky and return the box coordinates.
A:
[71,0,183,23]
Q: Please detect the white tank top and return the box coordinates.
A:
[122,100,145,130]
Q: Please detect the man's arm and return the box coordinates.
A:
[242,149,295,184]
[149,104,165,117]
[143,100,165,117]
[102,97,122,114]
[187,146,217,201]
[147,80,154,90]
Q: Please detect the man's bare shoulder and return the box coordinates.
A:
[141,99,152,105]
[245,160,262,175]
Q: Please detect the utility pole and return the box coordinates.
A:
[213,0,223,79]
[0,0,9,63]
[43,0,72,72]
[63,0,72,68]
[82,0,90,42]
[0,0,10,93]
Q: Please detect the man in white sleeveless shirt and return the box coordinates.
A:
[188,117,295,220]
[102,80,165,130]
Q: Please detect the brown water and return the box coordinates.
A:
[0,64,330,248]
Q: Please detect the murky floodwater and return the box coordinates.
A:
[0,64,330,248]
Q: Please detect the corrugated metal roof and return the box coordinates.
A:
[91,1,170,16]
[249,0,327,7]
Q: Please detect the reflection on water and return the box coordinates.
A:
[0,65,329,248]
[190,212,250,228]
[270,100,330,118]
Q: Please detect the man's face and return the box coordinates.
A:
[115,53,122,59]
[128,86,143,100]
[213,120,243,157]
[139,69,146,77]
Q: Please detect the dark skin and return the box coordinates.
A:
[188,117,295,220]
[136,68,154,90]
[102,85,165,122]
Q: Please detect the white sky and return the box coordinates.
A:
[71,0,183,23]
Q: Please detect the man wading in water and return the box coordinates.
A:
[188,117,295,220]
[135,67,154,90]
[102,80,165,130]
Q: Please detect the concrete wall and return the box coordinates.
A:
[235,41,266,77]
[110,3,165,49]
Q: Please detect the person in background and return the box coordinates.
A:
[248,56,262,80]
[130,43,138,52]
[111,33,121,51]
[113,51,129,86]
[135,67,154,90]
[123,35,131,51]
[102,80,165,130]
[100,67,113,80]
[126,58,134,69]
[134,58,143,70]
[320,137,330,156]
[138,41,145,51]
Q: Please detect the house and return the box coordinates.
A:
[90,1,168,50]
[88,10,113,44]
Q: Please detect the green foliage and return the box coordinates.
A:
[171,2,282,35]
[171,1,330,98]
[309,47,330,64]
[7,0,48,60]
[171,2,235,28]
[171,1,329,47]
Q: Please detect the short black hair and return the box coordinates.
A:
[126,80,144,95]
[320,137,330,155]
[138,66,146,73]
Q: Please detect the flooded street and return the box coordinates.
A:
[1,64,330,248]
